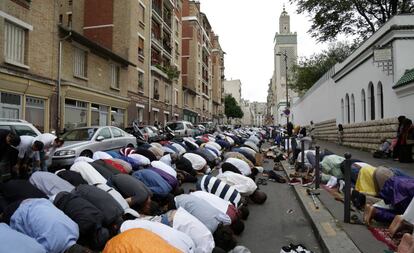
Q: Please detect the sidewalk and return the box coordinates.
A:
[315,140,414,177]
[279,140,408,253]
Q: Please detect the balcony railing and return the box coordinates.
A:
[153,0,162,17]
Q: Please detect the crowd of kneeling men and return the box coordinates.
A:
[0,128,268,253]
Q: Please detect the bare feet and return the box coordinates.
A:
[364,204,376,226]
[398,233,414,253]
[389,215,405,237]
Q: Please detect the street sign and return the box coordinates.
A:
[283,108,290,116]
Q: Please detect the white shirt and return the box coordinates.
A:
[151,161,177,178]
[70,161,107,185]
[244,141,259,153]
[190,191,230,214]
[225,157,252,176]
[74,156,94,163]
[206,142,221,152]
[17,136,38,160]
[240,146,256,156]
[183,153,206,171]
[121,219,195,253]
[128,153,150,166]
[92,151,112,160]
[34,133,56,151]
[172,143,186,156]
[160,154,172,167]
[225,136,235,146]
[217,171,257,196]
[173,207,215,253]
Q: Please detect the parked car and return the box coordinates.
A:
[0,119,42,137]
[139,125,162,142]
[200,121,215,133]
[166,121,195,137]
[51,126,136,168]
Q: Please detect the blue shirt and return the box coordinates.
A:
[0,223,46,253]
[10,198,79,253]
[132,169,172,197]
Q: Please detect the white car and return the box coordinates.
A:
[52,126,137,168]
[166,121,195,137]
[0,119,41,137]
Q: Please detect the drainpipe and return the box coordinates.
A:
[57,31,72,134]
[148,0,153,124]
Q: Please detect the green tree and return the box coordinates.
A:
[224,95,244,121]
[290,42,357,93]
[291,0,414,42]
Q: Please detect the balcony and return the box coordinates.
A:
[152,0,162,18]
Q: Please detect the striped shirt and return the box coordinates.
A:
[197,175,241,208]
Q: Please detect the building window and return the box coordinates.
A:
[73,47,87,78]
[91,104,108,126]
[137,107,144,123]
[351,94,355,123]
[111,108,124,128]
[0,92,21,119]
[175,19,179,37]
[184,92,188,106]
[138,71,144,90]
[345,94,350,124]
[64,99,88,130]
[165,84,171,104]
[175,42,179,60]
[67,13,72,27]
[361,89,366,121]
[377,82,384,119]
[139,4,145,26]
[138,37,145,61]
[110,64,120,89]
[153,111,159,124]
[4,21,26,66]
[59,14,63,24]
[153,80,159,100]
[368,82,375,120]
[164,112,169,126]
[341,99,344,124]
[175,89,179,105]
[25,96,45,132]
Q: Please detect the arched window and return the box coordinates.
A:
[361,89,366,121]
[351,94,355,123]
[345,94,350,124]
[377,82,384,119]
[368,82,375,120]
[341,99,344,123]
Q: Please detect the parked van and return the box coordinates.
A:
[166,121,195,137]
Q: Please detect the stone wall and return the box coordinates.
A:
[312,118,399,152]
[313,119,337,142]
[341,117,399,151]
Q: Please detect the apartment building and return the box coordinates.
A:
[0,0,58,132]
[150,0,183,126]
[211,33,225,124]
[181,0,215,123]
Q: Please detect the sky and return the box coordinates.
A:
[199,0,330,102]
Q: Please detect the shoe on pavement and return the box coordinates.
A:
[302,177,314,186]
[289,178,301,185]
[280,246,297,253]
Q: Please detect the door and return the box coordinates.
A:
[110,127,126,149]
[95,127,113,151]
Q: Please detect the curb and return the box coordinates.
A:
[281,160,361,253]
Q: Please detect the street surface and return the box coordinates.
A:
[237,158,321,253]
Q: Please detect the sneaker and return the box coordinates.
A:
[280,246,296,253]
[289,178,301,185]
[302,177,314,186]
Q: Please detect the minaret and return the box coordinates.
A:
[272,5,298,125]
[279,5,290,34]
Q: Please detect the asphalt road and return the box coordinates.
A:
[236,158,321,253]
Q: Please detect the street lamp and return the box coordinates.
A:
[276,50,290,155]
